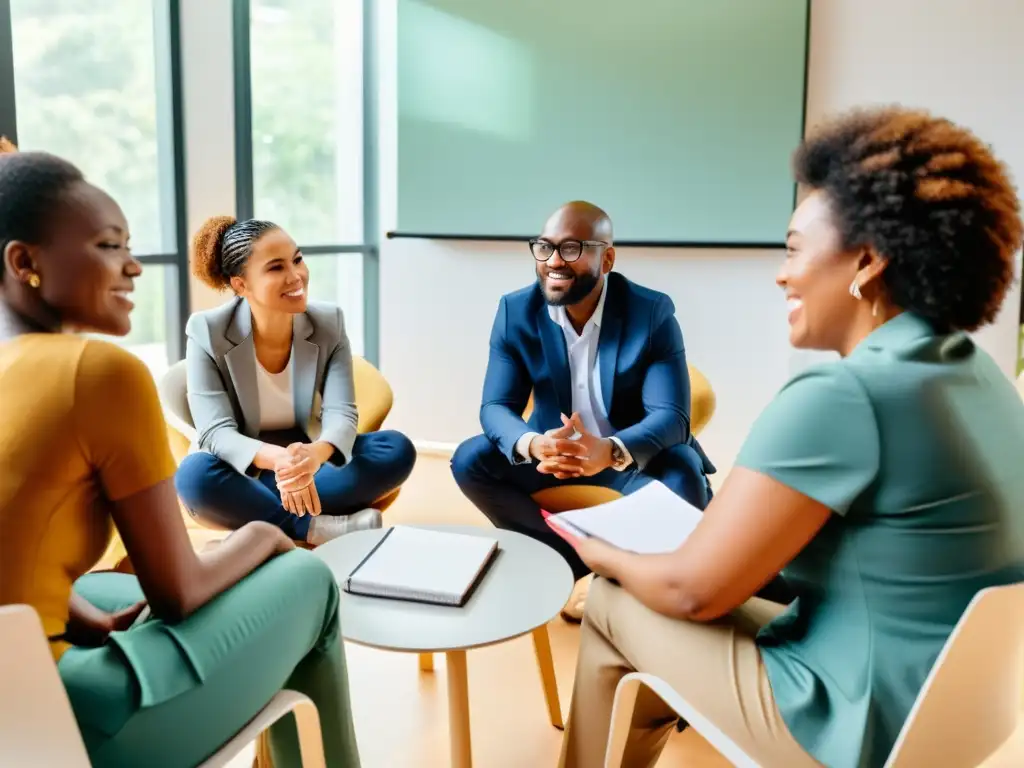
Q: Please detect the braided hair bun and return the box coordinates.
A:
[191,215,237,290]
[191,215,279,291]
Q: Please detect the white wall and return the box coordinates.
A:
[180,0,238,314]
[378,0,1024,469]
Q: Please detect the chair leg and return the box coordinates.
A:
[291,697,327,768]
[198,692,324,768]
[250,705,325,768]
[419,652,434,672]
[603,676,644,768]
[532,625,564,729]
[254,732,271,768]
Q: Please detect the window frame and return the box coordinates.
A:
[233,0,380,365]
[0,0,191,364]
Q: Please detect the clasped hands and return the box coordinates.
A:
[528,413,614,479]
[274,443,323,517]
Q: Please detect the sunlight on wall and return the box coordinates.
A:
[399,0,535,142]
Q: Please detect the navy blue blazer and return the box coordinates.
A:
[480,272,715,474]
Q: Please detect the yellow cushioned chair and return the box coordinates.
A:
[94,355,401,571]
[687,364,716,438]
[528,363,716,513]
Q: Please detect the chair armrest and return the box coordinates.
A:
[606,672,762,768]
[163,406,197,444]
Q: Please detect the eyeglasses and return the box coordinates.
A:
[529,239,609,262]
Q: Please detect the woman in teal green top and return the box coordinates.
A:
[555,106,1024,768]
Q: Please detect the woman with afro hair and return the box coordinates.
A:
[556,106,1024,768]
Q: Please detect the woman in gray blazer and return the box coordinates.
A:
[175,216,416,546]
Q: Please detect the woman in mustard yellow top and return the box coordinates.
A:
[0,143,361,766]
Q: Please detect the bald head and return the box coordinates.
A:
[542,201,614,244]
[534,201,615,307]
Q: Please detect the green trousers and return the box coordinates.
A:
[58,550,361,767]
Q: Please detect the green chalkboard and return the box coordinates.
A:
[396,0,809,244]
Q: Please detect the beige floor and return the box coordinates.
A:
[224,453,1024,767]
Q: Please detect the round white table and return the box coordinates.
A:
[314,524,575,768]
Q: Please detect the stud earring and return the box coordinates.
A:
[27,273,41,289]
[849,280,862,300]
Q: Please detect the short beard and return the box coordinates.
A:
[540,269,601,306]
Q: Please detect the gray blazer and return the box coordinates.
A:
[184,296,359,475]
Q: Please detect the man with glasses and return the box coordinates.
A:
[451,201,715,620]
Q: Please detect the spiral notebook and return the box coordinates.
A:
[344,526,500,606]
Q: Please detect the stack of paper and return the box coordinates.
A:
[547,481,703,554]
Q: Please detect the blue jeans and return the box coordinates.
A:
[176,430,417,541]
[451,434,712,581]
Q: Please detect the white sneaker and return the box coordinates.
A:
[305,508,382,546]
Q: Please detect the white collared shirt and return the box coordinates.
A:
[515,278,632,468]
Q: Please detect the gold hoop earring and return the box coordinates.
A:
[27,273,41,289]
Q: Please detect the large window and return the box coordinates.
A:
[1,0,186,376]
[240,0,376,360]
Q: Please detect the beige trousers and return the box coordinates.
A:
[558,578,821,768]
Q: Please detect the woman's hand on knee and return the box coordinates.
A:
[241,521,297,556]
[113,481,299,622]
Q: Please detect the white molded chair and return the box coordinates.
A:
[197,690,326,768]
[604,583,1024,768]
[0,604,327,768]
[0,604,91,767]
[157,357,197,446]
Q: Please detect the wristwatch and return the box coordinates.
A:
[609,439,629,471]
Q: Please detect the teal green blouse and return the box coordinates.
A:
[737,312,1024,768]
